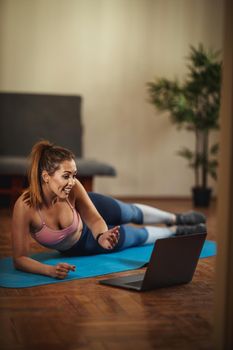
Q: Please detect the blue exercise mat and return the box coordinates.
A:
[0,240,216,288]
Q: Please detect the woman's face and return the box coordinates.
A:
[43,159,77,199]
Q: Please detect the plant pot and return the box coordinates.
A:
[192,187,212,208]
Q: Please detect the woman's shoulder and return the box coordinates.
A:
[13,194,33,217]
[69,179,84,198]
[69,179,87,206]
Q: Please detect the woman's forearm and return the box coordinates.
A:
[13,256,53,277]
[90,218,108,239]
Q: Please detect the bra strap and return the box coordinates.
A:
[66,199,80,224]
[66,198,74,209]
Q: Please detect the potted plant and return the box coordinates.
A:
[147,44,222,207]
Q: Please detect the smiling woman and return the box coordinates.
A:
[23,141,77,207]
[42,159,77,199]
[11,140,207,280]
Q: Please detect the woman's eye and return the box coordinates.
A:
[63,174,76,180]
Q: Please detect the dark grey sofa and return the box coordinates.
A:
[0,92,116,206]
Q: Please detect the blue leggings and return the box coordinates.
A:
[63,192,149,256]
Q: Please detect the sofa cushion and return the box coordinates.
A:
[0,156,116,177]
[0,93,83,157]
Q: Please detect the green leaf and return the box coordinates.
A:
[210,143,219,155]
[177,147,194,161]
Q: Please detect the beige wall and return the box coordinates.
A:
[0,0,224,196]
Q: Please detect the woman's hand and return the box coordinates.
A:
[97,226,120,250]
[49,263,76,279]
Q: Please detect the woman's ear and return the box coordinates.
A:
[41,170,49,184]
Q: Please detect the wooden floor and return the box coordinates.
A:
[0,198,216,350]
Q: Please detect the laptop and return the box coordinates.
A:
[99,232,207,291]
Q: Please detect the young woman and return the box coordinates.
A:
[11,140,206,279]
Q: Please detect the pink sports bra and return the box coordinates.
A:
[32,200,81,248]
